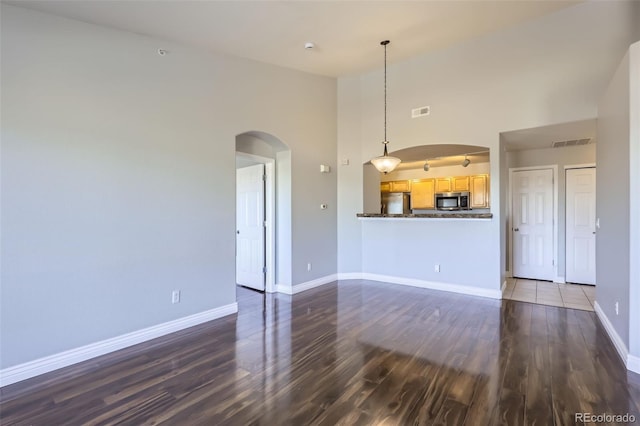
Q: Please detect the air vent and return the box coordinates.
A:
[552,138,592,148]
[411,106,430,118]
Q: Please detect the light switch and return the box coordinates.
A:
[341,158,350,165]
[320,165,331,173]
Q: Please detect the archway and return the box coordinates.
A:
[362,143,491,214]
[235,131,291,293]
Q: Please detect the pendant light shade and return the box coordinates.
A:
[462,155,471,167]
[371,142,401,174]
[371,40,400,174]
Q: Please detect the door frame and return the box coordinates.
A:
[564,163,596,284]
[507,165,558,281]
[235,152,276,293]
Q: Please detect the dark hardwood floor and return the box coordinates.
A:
[1,280,639,425]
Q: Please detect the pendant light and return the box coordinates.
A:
[462,155,471,167]
[371,40,401,174]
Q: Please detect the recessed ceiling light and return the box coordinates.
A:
[304,42,315,50]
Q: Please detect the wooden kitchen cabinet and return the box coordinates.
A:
[390,180,411,192]
[410,179,435,209]
[435,178,452,193]
[452,176,470,192]
[470,174,489,208]
[380,180,411,193]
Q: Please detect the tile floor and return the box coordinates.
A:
[503,278,595,311]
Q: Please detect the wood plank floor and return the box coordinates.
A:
[1,280,639,425]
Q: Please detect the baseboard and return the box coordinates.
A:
[359,273,502,299]
[553,276,566,284]
[594,301,631,370]
[0,302,238,387]
[276,274,338,295]
[628,354,640,374]
[337,272,364,280]
[275,283,292,294]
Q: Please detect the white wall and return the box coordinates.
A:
[597,51,630,349]
[0,5,336,368]
[337,1,639,292]
[507,144,596,279]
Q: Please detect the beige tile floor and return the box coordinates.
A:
[503,278,595,311]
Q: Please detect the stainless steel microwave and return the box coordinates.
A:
[435,191,470,211]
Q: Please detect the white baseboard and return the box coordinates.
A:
[358,273,502,299]
[0,302,238,387]
[275,283,292,294]
[593,301,639,373]
[276,274,338,295]
[337,272,364,280]
[628,354,640,374]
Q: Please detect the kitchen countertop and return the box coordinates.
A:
[357,212,493,219]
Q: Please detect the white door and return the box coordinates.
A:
[236,164,265,291]
[566,168,596,285]
[512,169,555,281]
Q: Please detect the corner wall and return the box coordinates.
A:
[628,41,640,365]
[0,5,336,370]
[596,51,631,351]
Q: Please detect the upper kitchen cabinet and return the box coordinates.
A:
[389,180,411,192]
[452,176,470,192]
[435,178,452,193]
[411,179,436,209]
[470,174,489,208]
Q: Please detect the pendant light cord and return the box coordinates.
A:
[383,41,388,142]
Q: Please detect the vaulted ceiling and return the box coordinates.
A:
[6,0,581,77]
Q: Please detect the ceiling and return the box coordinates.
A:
[6,0,581,77]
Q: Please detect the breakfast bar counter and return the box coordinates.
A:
[357,212,493,219]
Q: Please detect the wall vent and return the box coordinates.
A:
[411,106,430,118]
[551,138,592,148]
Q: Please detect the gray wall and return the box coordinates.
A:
[630,42,640,359]
[507,144,596,279]
[337,76,363,273]
[0,5,336,368]
[597,51,630,349]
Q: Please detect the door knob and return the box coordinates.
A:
[236,230,240,234]
[514,228,519,232]
[592,231,596,234]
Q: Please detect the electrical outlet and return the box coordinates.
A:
[172,290,181,304]
[615,301,619,315]
[435,264,440,273]
[307,262,312,272]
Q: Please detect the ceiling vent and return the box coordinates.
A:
[411,106,430,118]
[551,138,592,148]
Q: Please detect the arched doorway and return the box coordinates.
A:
[235,131,291,294]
